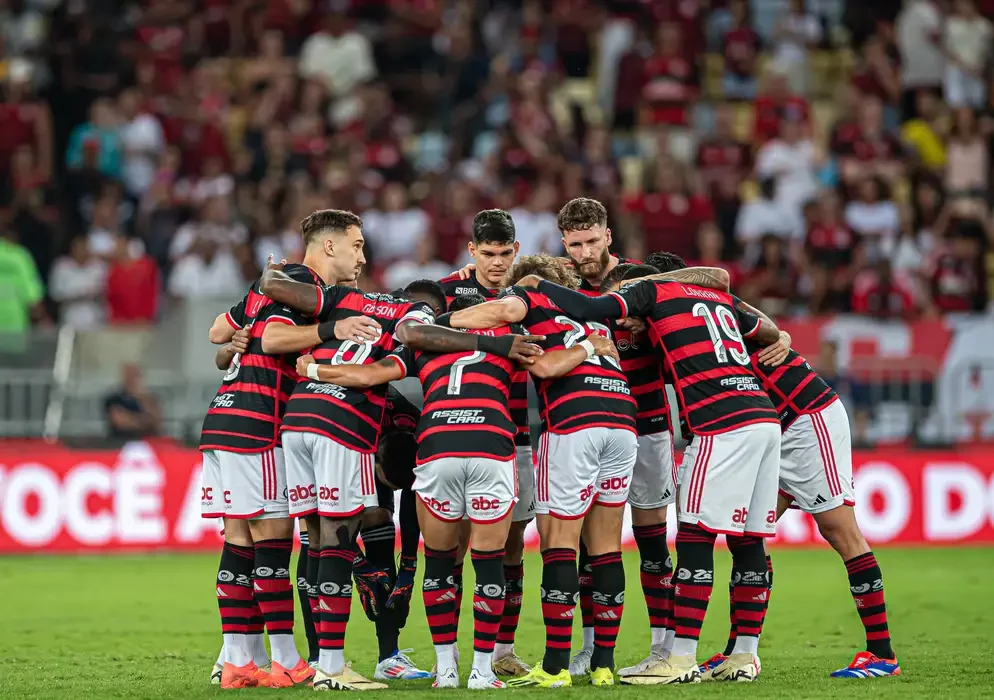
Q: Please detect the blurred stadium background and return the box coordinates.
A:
[1,0,993,556]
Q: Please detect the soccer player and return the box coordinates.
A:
[448,255,638,688]
[256,251,544,692]
[528,263,784,684]
[202,211,369,689]
[438,210,536,675]
[291,291,617,689]
[556,197,638,295]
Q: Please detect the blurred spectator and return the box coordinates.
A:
[836,95,904,186]
[736,176,801,260]
[640,22,698,163]
[299,13,376,129]
[6,143,57,278]
[851,259,918,319]
[852,33,901,123]
[720,0,762,100]
[362,182,429,268]
[752,69,810,144]
[945,108,989,201]
[0,60,52,181]
[688,221,741,287]
[755,116,821,222]
[117,88,164,198]
[104,364,161,440]
[169,196,248,263]
[844,177,900,260]
[623,160,711,260]
[510,181,559,257]
[49,237,106,330]
[381,235,451,291]
[106,237,160,325]
[942,0,992,109]
[168,238,247,300]
[805,191,862,313]
[66,98,122,180]
[896,0,943,118]
[741,233,797,316]
[900,90,947,172]
[0,219,45,337]
[86,194,124,259]
[696,103,751,196]
[771,0,822,95]
[928,227,989,313]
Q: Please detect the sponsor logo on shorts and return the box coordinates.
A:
[731,507,749,524]
[289,485,317,502]
[319,486,341,501]
[579,484,595,502]
[223,490,231,505]
[471,497,502,512]
[424,496,451,514]
[431,409,486,424]
[201,487,213,504]
[720,376,762,392]
[599,476,629,491]
[767,509,776,524]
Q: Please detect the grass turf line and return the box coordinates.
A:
[0,547,992,698]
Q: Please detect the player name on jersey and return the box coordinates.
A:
[281,288,434,453]
[390,326,520,464]
[200,264,320,453]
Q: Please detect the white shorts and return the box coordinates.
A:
[629,431,677,509]
[678,423,781,537]
[512,445,537,522]
[413,456,517,523]
[536,428,638,519]
[779,399,855,514]
[201,447,287,520]
[282,431,378,518]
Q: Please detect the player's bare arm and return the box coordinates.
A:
[296,354,403,388]
[395,320,544,365]
[527,334,619,378]
[534,280,624,321]
[736,299,792,366]
[209,312,238,344]
[447,297,527,329]
[621,267,731,291]
[261,316,383,354]
[258,269,322,315]
[214,327,251,369]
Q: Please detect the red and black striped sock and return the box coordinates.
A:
[452,560,465,635]
[726,535,769,654]
[540,548,578,674]
[497,563,524,647]
[723,570,737,656]
[632,523,672,644]
[423,547,458,649]
[845,552,894,659]
[471,549,506,656]
[306,545,321,658]
[589,551,625,670]
[253,539,295,635]
[578,541,594,646]
[670,523,716,657]
[217,542,255,638]
[296,536,319,663]
[317,547,354,653]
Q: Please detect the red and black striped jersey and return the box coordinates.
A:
[503,286,637,436]
[200,264,321,453]
[614,325,671,436]
[749,347,838,430]
[576,255,638,295]
[389,326,521,464]
[437,273,531,447]
[281,288,434,453]
[612,280,778,435]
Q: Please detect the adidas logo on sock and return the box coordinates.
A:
[813,494,827,505]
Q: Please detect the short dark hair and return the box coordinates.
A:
[602,263,659,292]
[377,432,417,490]
[404,279,447,315]
[644,252,687,273]
[447,293,488,312]
[508,254,581,289]
[557,197,608,233]
[300,209,362,246]
[473,209,516,245]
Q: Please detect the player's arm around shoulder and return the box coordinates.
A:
[447,296,527,329]
[296,354,404,388]
[527,334,617,379]
[623,267,730,291]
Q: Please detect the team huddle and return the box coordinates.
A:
[201,198,900,690]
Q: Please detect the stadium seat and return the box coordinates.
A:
[619,156,645,194]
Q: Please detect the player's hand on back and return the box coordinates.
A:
[336,315,382,342]
[588,333,620,364]
[296,354,316,377]
[507,334,546,364]
[453,262,476,280]
[230,327,251,354]
[757,330,791,367]
[515,274,542,288]
[616,317,647,335]
[266,254,286,272]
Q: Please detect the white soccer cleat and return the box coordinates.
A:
[568,648,592,677]
[710,653,761,682]
[433,668,460,689]
[374,650,433,680]
[492,652,531,677]
[618,645,668,677]
[313,663,388,691]
[468,669,507,689]
[209,663,223,685]
[618,653,701,685]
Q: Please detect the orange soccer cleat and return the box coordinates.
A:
[220,661,262,689]
[270,659,317,688]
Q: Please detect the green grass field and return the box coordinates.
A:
[1,547,992,699]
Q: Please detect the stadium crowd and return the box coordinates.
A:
[2,0,993,337]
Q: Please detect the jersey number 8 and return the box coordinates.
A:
[331,339,376,366]
[692,303,749,366]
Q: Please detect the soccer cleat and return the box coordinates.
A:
[220,661,261,689]
[589,667,614,686]
[618,645,667,677]
[568,648,592,676]
[374,650,433,680]
[313,664,389,691]
[493,652,531,677]
[210,663,223,685]
[507,663,572,688]
[710,653,761,682]
[468,669,506,689]
[433,668,459,689]
[698,653,728,681]
[618,653,701,685]
[830,651,901,678]
[270,658,316,688]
